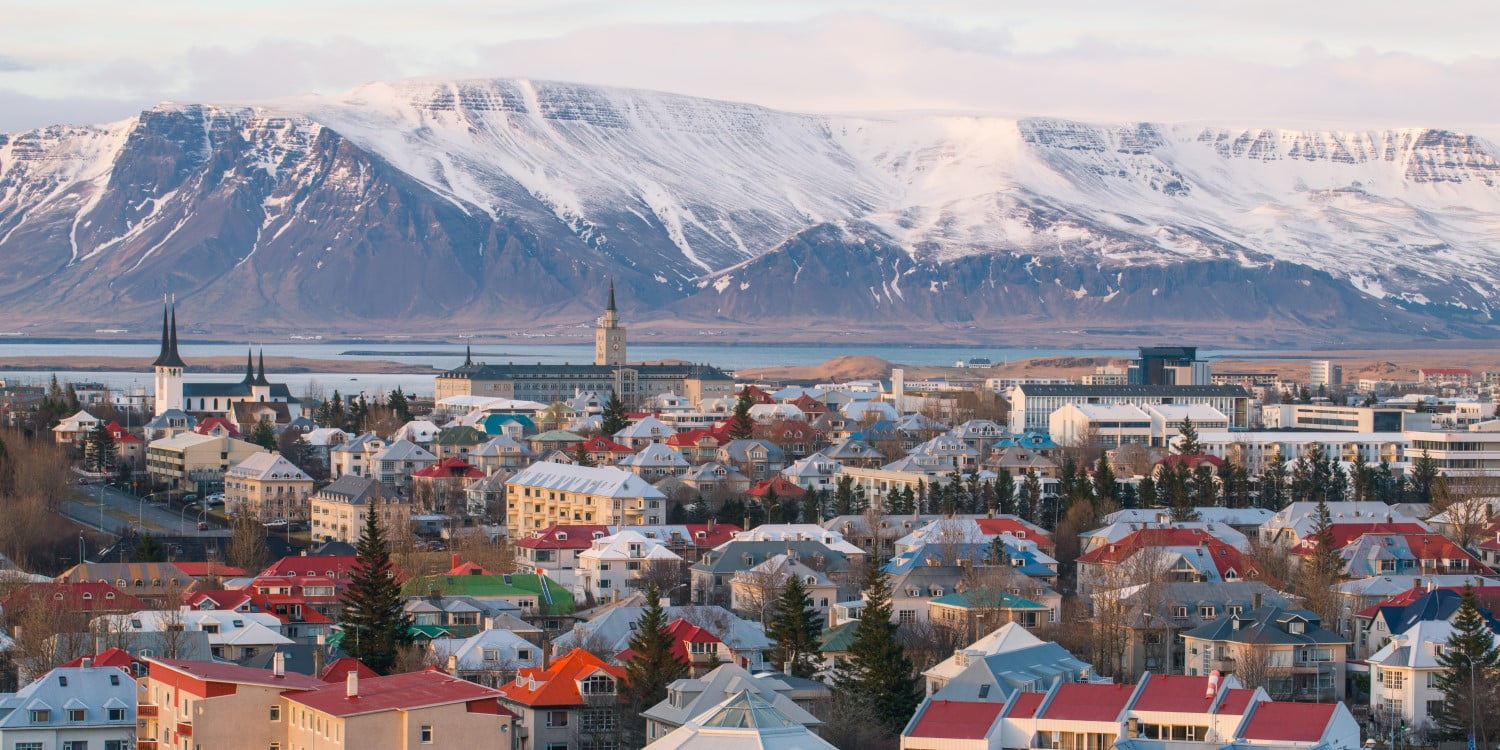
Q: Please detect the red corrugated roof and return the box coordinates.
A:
[498,649,626,707]
[148,658,326,690]
[193,417,241,437]
[319,657,377,683]
[515,525,611,550]
[617,618,724,664]
[288,668,510,718]
[61,647,139,670]
[1038,683,1135,722]
[746,477,806,498]
[1239,701,1335,742]
[581,436,634,453]
[908,700,1003,740]
[976,517,1053,544]
[1216,688,1257,715]
[105,422,143,442]
[1289,523,1429,554]
[1008,692,1045,718]
[1133,674,1216,713]
[2,582,146,612]
[412,457,484,478]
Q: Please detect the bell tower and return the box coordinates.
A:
[152,300,186,416]
[595,281,626,367]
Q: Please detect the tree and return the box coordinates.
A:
[571,441,596,467]
[341,499,413,674]
[727,387,756,440]
[1176,416,1201,455]
[227,513,270,572]
[833,563,919,738]
[1259,452,1288,509]
[600,390,629,437]
[1296,497,1343,624]
[1019,469,1042,524]
[766,575,824,678]
[249,418,277,450]
[1412,450,1440,503]
[1092,455,1119,508]
[84,421,116,474]
[1433,588,1500,744]
[1135,475,1157,508]
[623,584,687,726]
[134,533,164,562]
[387,389,412,422]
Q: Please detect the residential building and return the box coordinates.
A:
[1091,581,1290,678]
[928,590,1052,637]
[1406,424,1500,477]
[515,524,737,590]
[0,663,136,750]
[1368,619,1494,737]
[644,691,837,750]
[504,462,666,539]
[1334,533,1490,578]
[1075,528,1269,599]
[496,648,627,750]
[56,562,193,606]
[641,663,822,744]
[1310,360,1342,388]
[551,605,773,672]
[923,622,1101,698]
[138,656,326,750]
[144,431,264,492]
[1258,502,1427,547]
[310,473,409,544]
[577,530,685,603]
[729,553,843,625]
[429,628,545,687]
[370,438,438,496]
[224,451,314,522]
[283,669,516,750]
[329,432,386,479]
[95,609,291,661]
[52,409,101,446]
[1181,607,1349,701]
[403,571,574,625]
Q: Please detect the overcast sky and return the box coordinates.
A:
[3,1,1497,132]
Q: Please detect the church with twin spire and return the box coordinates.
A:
[150,303,302,427]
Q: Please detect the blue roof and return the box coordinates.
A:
[480,413,536,436]
[1377,590,1500,634]
[991,432,1058,451]
[849,419,899,442]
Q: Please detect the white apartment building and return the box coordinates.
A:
[1006,384,1251,434]
[1192,431,1409,472]
[576,530,683,602]
[1407,423,1500,477]
[1049,403,1152,448]
[1368,620,1493,735]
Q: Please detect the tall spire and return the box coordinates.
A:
[256,349,269,386]
[464,343,473,367]
[607,279,616,313]
[243,348,256,384]
[152,300,186,369]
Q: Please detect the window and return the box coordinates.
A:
[68,708,86,721]
[898,610,916,624]
[420,725,434,743]
[270,704,282,721]
[1199,606,1216,619]
[1381,669,1405,690]
[1173,606,1189,620]
[1428,672,1442,688]
[518,649,532,661]
[29,709,49,723]
[546,710,569,727]
[583,707,618,732]
[1427,700,1444,719]
[581,675,615,695]
[62,742,88,750]
[16,744,42,750]
[106,742,127,750]
[1227,605,1243,616]
[108,707,126,721]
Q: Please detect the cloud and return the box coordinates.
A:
[0,55,30,72]
[0,89,141,131]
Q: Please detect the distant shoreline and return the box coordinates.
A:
[0,356,433,375]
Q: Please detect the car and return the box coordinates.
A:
[197,521,211,531]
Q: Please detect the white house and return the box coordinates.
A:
[0,663,136,750]
[428,628,545,687]
[1368,619,1494,736]
[93,609,290,661]
[577,530,684,602]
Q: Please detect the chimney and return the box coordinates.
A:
[707,518,716,533]
[1252,591,1263,610]
[447,654,458,673]
[313,646,325,678]
[81,657,93,668]
[1427,578,1438,592]
[451,553,460,570]
[346,669,359,698]
[273,651,285,677]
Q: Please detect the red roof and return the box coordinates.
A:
[1008,691,1045,718]
[1037,682,1135,722]
[147,658,326,691]
[1239,701,1336,742]
[976,517,1053,544]
[1076,528,1259,585]
[908,700,1003,740]
[1216,688,1257,715]
[61,647,139,671]
[581,436,634,453]
[516,525,611,550]
[498,649,626,707]
[1133,674,1217,713]
[1356,584,1500,619]
[288,668,511,718]
[104,422,143,443]
[412,457,484,479]
[172,562,247,578]
[1289,522,1429,554]
[261,555,393,579]
[746,477,806,498]
[193,417,241,438]
[790,394,829,414]
[741,385,774,404]
[2,582,145,613]
[617,618,723,664]
[319,657,378,683]
[444,560,496,576]
[665,428,729,448]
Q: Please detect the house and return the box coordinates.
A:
[782,454,841,492]
[432,425,488,460]
[641,663,822,743]
[1353,586,1500,658]
[504,462,666,539]
[0,582,146,620]
[185,587,333,642]
[717,439,786,481]
[929,590,1052,638]
[616,618,734,677]
[1075,527,1270,599]
[404,593,538,639]
[1259,502,1427,547]
[819,439,884,468]
[103,421,145,466]
[923,622,1101,698]
[1333,575,1497,644]
[144,432,264,492]
[691,540,854,608]
[370,438,438,496]
[282,668,516,750]
[402,572,575,624]
[0,663,136,750]
[409,456,485,514]
[94,608,291,661]
[1368,619,1494,737]
[757,419,822,460]
[1335,533,1490,578]
[644,691,837,750]
[1180,606,1350,701]
[1090,581,1290,678]
[579,436,635,464]
[551,605,773,672]
[729,553,843,625]
[328,431,386,479]
[618,442,691,481]
[516,524,738,589]
[429,628,546,687]
[223,451,314,522]
[470,434,531,472]
[138,657,327,750]
[895,515,1056,558]
[52,409,102,446]
[576,530,685,604]
[615,416,676,449]
[310,473,409,544]
[496,648,627,750]
[679,462,750,496]
[56,562,194,606]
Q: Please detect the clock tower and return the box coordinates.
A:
[594,281,626,367]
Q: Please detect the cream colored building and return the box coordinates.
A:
[282,670,515,750]
[224,452,314,522]
[145,432,264,491]
[310,473,409,544]
[504,462,665,539]
[140,656,326,750]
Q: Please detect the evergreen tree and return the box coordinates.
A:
[1092,456,1119,507]
[1433,588,1500,743]
[85,421,116,474]
[995,471,1015,515]
[1191,462,1218,507]
[1019,469,1042,524]
[341,500,412,674]
[833,563,919,738]
[1176,416,1202,455]
[1169,464,1201,521]
[801,489,824,524]
[1412,450,1440,503]
[623,583,688,716]
[834,476,856,516]
[766,576,823,678]
[248,418,277,450]
[387,389,412,422]
[716,496,747,526]
[1259,453,1288,509]
[134,533,164,562]
[600,390,629,437]
[762,485,782,524]
[1119,480,1139,509]
[1136,475,1158,508]
[571,441,596,467]
[727,387,756,440]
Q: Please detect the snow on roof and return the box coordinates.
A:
[509,461,666,499]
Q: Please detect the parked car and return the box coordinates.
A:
[197,521,211,531]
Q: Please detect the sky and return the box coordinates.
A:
[3,0,1498,132]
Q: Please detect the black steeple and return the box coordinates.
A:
[242,348,256,384]
[464,344,473,367]
[256,350,270,386]
[151,302,187,369]
[606,280,616,312]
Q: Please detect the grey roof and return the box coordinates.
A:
[1107,582,1290,629]
[720,439,786,463]
[643,663,822,729]
[1181,606,1349,645]
[692,541,850,575]
[933,641,1096,702]
[314,474,387,505]
[1014,384,1250,397]
[441,362,731,381]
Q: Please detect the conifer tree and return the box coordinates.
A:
[727,387,756,440]
[1176,416,1202,455]
[1296,497,1344,623]
[341,500,412,674]
[767,576,823,678]
[1433,587,1500,743]
[624,583,687,716]
[801,488,823,523]
[1119,480,1139,509]
[762,484,782,524]
[1259,453,1287,509]
[995,471,1015,515]
[834,563,919,737]
[85,421,116,474]
[387,389,412,422]
[571,441,596,467]
[1019,469,1042,524]
[600,390,629,437]
[1092,455,1119,507]
[249,418,277,450]
[1136,475,1158,508]
[1412,450,1440,503]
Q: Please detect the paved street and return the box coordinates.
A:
[60,483,230,538]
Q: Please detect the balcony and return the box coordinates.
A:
[176,722,193,737]
[138,704,158,717]
[1210,657,1237,672]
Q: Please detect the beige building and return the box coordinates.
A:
[145,432,264,491]
[504,462,665,539]
[224,452,314,522]
[310,474,409,544]
[140,656,327,750]
[282,670,515,750]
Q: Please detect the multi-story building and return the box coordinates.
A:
[497,648,627,750]
[1261,404,1410,432]
[1309,360,1343,388]
[310,473,409,544]
[0,663,137,750]
[1181,606,1349,702]
[1368,620,1491,737]
[1192,430,1409,472]
[282,669,515,749]
[1006,384,1251,434]
[138,657,326,750]
[1406,424,1500,477]
[1049,403,1152,448]
[145,432,264,492]
[369,438,437,497]
[504,463,666,539]
[1129,346,1211,386]
[576,530,684,603]
[224,452,314,522]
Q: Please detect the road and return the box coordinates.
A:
[61,483,231,538]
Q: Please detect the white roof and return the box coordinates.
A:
[1104,507,1273,527]
[1147,403,1229,421]
[436,395,548,411]
[94,609,290,647]
[301,427,350,446]
[615,416,674,439]
[620,442,691,468]
[1065,403,1151,420]
[580,530,683,563]
[509,461,666,499]
[149,431,241,451]
[428,628,542,671]
[1370,620,1497,669]
[226,452,312,482]
[923,622,1045,683]
[729,525,863,555]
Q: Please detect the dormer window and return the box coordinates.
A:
[1288,621,1306,635]
[581,674,615,695]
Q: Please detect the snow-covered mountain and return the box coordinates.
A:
[0,78,1497,339]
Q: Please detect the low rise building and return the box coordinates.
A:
[310,473,408,544]
[145,432,264,492]
[0,663,136,750]
[224,451,314,522]
[1181,606,1349,702]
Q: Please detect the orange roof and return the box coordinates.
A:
[498,648,626,707]
[746,477,806,498]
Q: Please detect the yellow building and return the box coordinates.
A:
[505,462,666,539]
[144,432,264,492]
[310,474,410,544]
[224,452,315,522]
[282,669,515,750]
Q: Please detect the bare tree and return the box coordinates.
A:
[1432,476,1499,551]
[633,558,688,603]
[730,566,785,626]
[898,619,966,673]
[11,600,91,683]
[1232,646,1295,700]
[227,512,270,573]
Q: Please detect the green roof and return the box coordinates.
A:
[929,591,1047,610]
[434,426,485,445]
[409,624,456,640]
[819,621,859,653]
[530,429,585,443]
[403,572,575,615]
